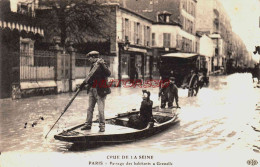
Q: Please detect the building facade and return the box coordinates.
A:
[124,0,199,78]
[0,0,44,98]
[112,5,153,81]
[196,0,232,72]
[199,34,214,74]
[125,0,198,53]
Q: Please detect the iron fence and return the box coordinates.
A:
[75,53,91,79]
[20,50,55,82]
[74,53,113,79]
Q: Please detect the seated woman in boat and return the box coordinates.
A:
[128,90,153,129]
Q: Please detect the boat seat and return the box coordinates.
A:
[114,117,129,121]
[113,117,129,127]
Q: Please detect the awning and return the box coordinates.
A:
[161,53,199,58]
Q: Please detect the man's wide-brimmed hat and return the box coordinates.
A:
[86,51,99,58]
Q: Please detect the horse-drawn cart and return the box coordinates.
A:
[159,53,209,96]
[159,53,207,86]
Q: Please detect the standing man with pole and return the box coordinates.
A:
[80,51,111,132]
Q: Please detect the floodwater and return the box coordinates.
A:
[0,73,260,167]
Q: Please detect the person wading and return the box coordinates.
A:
[159,77,179,108]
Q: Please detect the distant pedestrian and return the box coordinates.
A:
[134,64,139,80]
[197,69,209,88]
[252,64,260,84]
[182,69,199,97]
[130,64,139,83]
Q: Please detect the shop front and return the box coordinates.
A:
[120,46,152,83]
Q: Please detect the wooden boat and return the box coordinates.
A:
[54,107,179,144]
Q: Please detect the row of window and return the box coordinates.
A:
[122,18,151,46]
[151,33,197,53]
[182,0,196,16]
[122,18,197,52]
[180,15,194,34]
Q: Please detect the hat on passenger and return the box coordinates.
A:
[142,90,151,97]
[86,51,99,58]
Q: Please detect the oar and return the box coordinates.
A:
[45,88,81,139]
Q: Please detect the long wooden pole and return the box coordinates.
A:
[45,89,81,138]
[45,59,102,138]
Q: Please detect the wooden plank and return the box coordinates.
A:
[73,123,138,136]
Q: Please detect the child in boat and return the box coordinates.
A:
[128,90,153,129]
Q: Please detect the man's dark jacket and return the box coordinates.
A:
[87,62,111,97]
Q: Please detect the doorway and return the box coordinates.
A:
[129,54,136,81]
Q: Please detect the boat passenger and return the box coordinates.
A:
[128,90,153,129]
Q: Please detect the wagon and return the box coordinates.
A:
[159,53,207,87]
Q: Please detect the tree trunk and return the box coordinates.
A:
[58,8,67,47]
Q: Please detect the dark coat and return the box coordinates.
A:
[182,73,198,89]
[159,82,178,103]
[140,99,153,123]
[128,99,153,129]
[88,62,111,97]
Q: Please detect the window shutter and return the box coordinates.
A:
[125,19,129,40]
[129,21,132,43]
[176,35,179,48]
[134,22,137,44]
[140,24,143,45]
[159,34,163,47]
[122,17,125,41]
[147,27,150,46]
[163,33,166,47]
[144,26,146,46]
[168,34,171,47]
[152,33,155,46]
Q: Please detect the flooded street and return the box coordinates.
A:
[1,73,260,167]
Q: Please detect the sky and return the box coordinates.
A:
[219,0,260,61]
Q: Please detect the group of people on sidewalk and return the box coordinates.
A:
[78,50,208,132]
